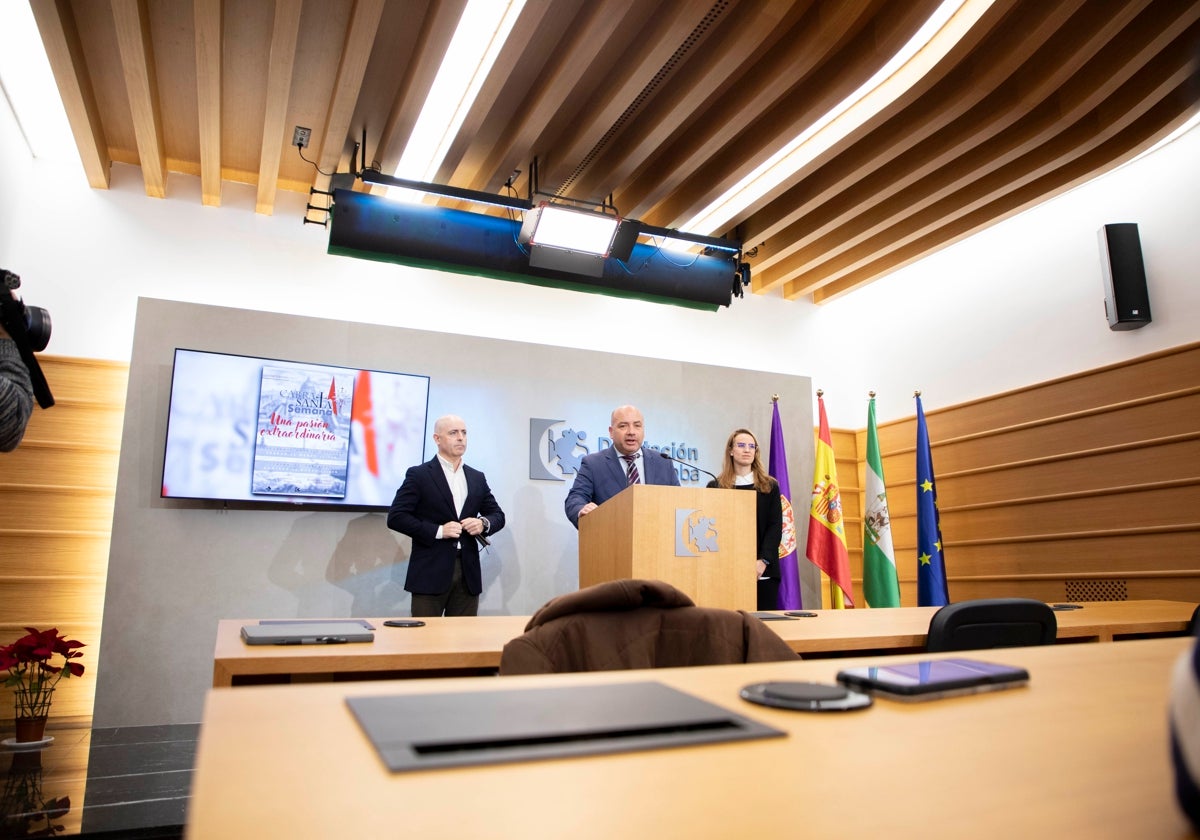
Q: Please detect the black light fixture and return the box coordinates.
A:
[337,168,744,310]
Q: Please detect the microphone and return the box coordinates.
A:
[657,450,718,483]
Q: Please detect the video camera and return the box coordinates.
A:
[0,269,54,408]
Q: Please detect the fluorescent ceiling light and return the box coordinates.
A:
[393,0,525,189]
[681,0,985,236]
[0,3,75,161]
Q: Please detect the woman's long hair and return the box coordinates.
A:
[714,428,775,493]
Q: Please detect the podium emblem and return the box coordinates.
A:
[675,508,719,557]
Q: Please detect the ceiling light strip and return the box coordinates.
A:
[682,0,989,236]
[395,0,526,183]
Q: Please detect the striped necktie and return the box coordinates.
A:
[622,453,639,485]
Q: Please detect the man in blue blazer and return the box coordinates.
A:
[565,405,680,528]
[387,414,505,616]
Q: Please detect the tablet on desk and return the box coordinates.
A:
[836,658,1029,702]
[240,622,375,646]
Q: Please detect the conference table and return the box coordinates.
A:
[187,636,1197,838]
[211,599,1195,687]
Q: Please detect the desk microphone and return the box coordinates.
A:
[657,450,718,483]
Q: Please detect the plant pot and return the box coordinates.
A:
[14,715,48,743]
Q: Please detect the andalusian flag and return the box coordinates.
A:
[769,399,802,609]
[863,395,901,607]
[915,393,950,606]
[806,393,854,608]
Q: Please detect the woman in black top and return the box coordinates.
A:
[706,428,782,610]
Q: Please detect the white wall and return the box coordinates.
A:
[3,113,1198,431]
[2,0,1198,431]
[807,125,1200,426]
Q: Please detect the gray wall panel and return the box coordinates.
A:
[96,298,816,726]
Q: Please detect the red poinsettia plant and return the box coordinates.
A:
[0,628,86,720]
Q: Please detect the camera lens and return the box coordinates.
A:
[24,306,51,352]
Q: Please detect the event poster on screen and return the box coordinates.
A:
[251,365,355,498]
[161,349,429,508]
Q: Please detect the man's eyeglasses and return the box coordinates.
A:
[733,442,757,450]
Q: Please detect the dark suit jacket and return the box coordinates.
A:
[564,446,680,527]
[387,457,505,596]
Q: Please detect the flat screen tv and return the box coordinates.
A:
[161,348,429,509]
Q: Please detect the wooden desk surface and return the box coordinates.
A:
[768,598,1196,651]
[212,600,1195,686]
[188,637,1196,839]
[212,615,530,686]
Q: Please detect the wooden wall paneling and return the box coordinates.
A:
[854,341,1200,608]
[935,437,1200,506]
[0,532,113,577]
[927,391,1200,474]
[917,344,1200,440]
[0,356,127,721]
[2,441,121,487]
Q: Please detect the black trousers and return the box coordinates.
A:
[410,553,479,617]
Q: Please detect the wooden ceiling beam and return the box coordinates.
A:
[562,0,797,208]
[255,0,303,215]
[448,1,643,198]
[194,0,222,207]
[774,4,1200,297]
[532,0,717,200]
[801,56,1200,302]
[312,0,385,194]
[29,0,110,189]
[371,0,466,193]
[627,0,936,229]
[746,0,1088,291]
[441,0,590,195]
[112,0,166,198]
[752,0,1119,292]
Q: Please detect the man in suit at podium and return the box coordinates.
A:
[565,404,679,528]
[388,414,505,616]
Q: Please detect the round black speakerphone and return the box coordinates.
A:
[383,619,426,628]
[740,681,873,712]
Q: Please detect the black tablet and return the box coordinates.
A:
[836,658,1029,702]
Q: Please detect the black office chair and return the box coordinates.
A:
[925,598,1057,652]
[1188,603,1200,637]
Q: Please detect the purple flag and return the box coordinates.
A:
[769,400,802,609]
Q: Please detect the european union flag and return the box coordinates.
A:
[915,394,950,606]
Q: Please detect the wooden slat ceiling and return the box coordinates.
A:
[29,0,1200,303]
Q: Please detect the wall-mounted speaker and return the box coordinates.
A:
[1098,223,1152,331]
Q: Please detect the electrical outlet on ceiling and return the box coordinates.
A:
[292,126,312,149]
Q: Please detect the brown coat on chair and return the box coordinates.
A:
[499,578,798,675]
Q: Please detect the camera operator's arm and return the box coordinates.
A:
[0,325,34,452]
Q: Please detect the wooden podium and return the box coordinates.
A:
[578,484,756,611]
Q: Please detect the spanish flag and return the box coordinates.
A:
[806,392,854,608]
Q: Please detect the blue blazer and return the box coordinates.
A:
[564,446,680,528]
[387,457,505,596]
